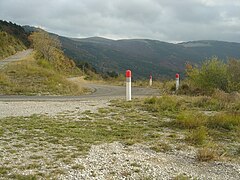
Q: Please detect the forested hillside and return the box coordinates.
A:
[0,20,30,59]
[60,36,240,79]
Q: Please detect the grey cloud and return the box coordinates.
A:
[0,0,240,42]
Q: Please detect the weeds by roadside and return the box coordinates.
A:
[0,94,239,178]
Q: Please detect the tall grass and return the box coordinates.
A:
[207,113,240,130]
[0,31,26,59]
[144,96,181,113]
[186,126,208,145]
[175,111,206,129]
[0,53,85,95]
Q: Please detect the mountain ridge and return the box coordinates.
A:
[2,22,240,79]
[60,36,240,78]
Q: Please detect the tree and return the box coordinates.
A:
[29,30,61,61]
[30,30,78,74]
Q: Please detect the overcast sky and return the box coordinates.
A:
[1,0,240,42]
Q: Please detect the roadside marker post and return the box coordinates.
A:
[149,75,152,86]
[126,70,132,101]
[176,73,180,91]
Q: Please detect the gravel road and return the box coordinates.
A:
[0,49,33,69]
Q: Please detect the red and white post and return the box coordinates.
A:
[149,75,152,86]
[176,73,180,91]
[126,70,131,101]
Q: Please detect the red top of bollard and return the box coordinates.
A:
[126,70,131,78]
[176,73,179,78]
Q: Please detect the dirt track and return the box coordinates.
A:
[0,49,33,69]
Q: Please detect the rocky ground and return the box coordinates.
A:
[0,100,109,118]
[61,142,240,180]
[0,99,240,180]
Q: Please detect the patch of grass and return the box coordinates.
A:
[193,96,223,111]
[13,143,25,148]
[0,166,10,175]
[20,163,41,170]
[29,155,43,160]
[71,164,85,170]
[193,92,240,112]
[185,126,208,145]
[0,127,4,137]
[174,111,207,129]
[144,95,181,113]
[98,108,109,114]
[207,113,240,130]
[150,141,172,152]
[0,31,26,59]
[173,174,190,180]
[0,52,84,95]
[130,162,141,168]
[0,72,12,86]
[197,147,219,162]
[7,174,37,180]
[235,147,240,156]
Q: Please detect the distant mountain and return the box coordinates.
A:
[2,20,240,79]
[59,36,240,79]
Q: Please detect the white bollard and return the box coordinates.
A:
[176,73,180,91]
[126,70,131,101]
[149,75,152,86]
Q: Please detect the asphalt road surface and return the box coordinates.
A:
[0,49,33,69]
[0,83,160,101]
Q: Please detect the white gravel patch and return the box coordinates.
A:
[61,142,240,180]
[0,100,109,118]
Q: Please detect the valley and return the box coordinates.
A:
[0,20,239,180]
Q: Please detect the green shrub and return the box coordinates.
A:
[186,57,229,94]
[227,59,240,92]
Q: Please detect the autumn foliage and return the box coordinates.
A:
[29,31,78,74]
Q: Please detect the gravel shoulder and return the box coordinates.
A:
[0,100,109,118]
